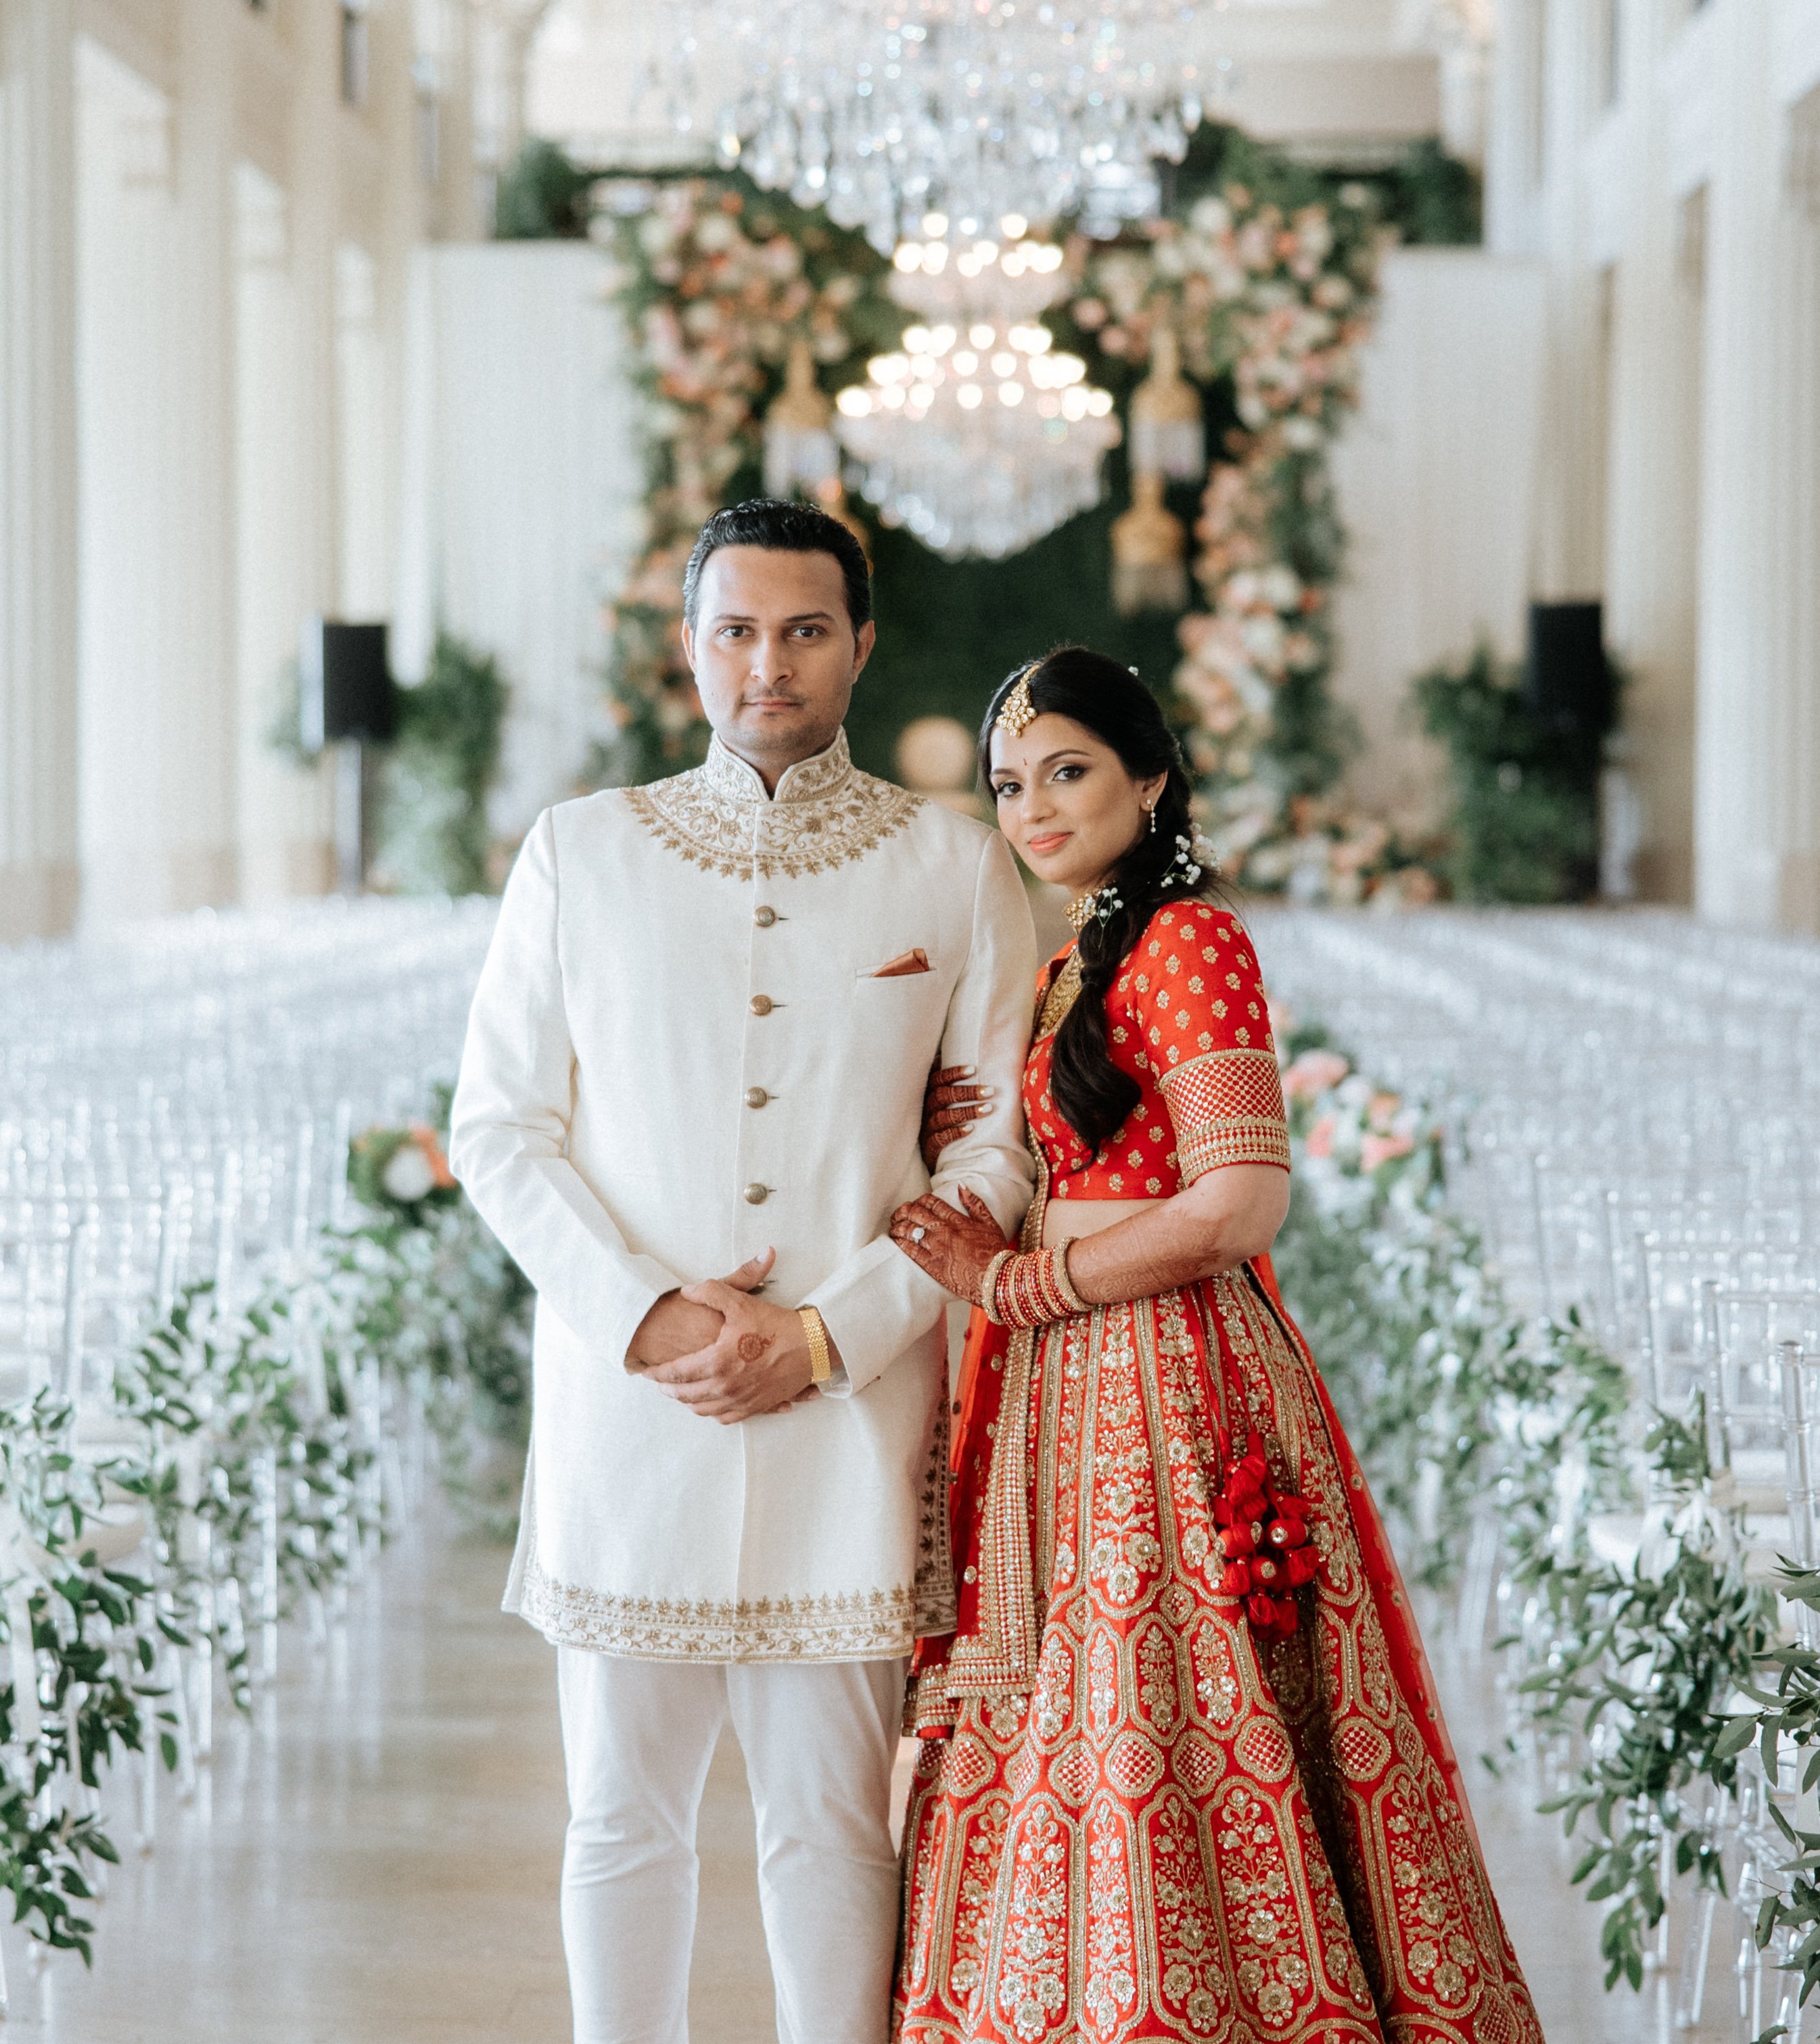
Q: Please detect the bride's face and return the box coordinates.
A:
[987,712,1165,897]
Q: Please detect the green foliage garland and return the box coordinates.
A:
[374,632,511,897]
[1414,643,1622,905]
[495,137,599,241]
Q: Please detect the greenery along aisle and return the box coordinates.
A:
[1268,1024,1800,2001]
[0,1108,531,1970]
[592,128,1468,899]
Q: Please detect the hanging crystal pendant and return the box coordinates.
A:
[762,337,841,500]
[1127,327,1207,483]
[1111,471,1190,615]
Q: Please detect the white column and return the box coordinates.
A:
[0,0,80,939]
[75,13,239,924]
[1483,0,1546,255]
[1602,0,1703,902]
[160,0,238,907]
[235,163,337,903]
[1531,0,1610,601]
[1764,85,1820,930]
[1694,4,1820,930]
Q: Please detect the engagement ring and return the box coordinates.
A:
[911,1225,926,1242]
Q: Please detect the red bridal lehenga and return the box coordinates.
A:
[896,900,1541,2044]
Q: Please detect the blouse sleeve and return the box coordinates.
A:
[1123,901,1290,1181]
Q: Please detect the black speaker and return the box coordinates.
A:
[300,617,398,750]
[1524,601,1611,751]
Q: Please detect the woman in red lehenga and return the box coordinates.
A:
[887,649,1541,2044]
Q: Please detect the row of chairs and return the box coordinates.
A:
[1253,906,1820,2040]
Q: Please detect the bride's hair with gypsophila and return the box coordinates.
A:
[979,646,1219,1157]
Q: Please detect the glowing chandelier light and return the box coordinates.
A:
[657,1,1207,252]
[833,227,1119,560]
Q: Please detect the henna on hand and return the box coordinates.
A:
[889,1186,1010,1301]
[919,1062,996,1171]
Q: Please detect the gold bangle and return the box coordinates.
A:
[979,1250,1015,1324]
[1052,1239,1089,1316]
[798,1306,833,1384]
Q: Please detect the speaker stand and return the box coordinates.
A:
[333,739,366,895]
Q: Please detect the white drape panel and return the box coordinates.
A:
[1326,247,1549,830]
[396,241,642,836]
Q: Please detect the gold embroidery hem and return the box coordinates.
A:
[516,1559,920,1661]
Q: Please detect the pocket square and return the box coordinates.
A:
[871,949,932,978]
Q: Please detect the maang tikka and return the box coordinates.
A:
[994,663,1041,738]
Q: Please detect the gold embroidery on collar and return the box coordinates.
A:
[626,736,923,882]
[1036,949,1083,1039]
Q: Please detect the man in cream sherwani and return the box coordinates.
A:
[450,498,1036,2044]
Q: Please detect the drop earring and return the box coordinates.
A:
[1147,805,1157,834]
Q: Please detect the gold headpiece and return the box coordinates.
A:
[995,663,1041,738]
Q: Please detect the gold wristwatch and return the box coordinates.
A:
[797,1306,833,1385]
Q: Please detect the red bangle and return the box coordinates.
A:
[987,1247,1085,1329]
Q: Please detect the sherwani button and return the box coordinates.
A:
[743,1183,771,1205]
[745,1087,770,1108]
[750,995,774,1016]
[754,905,778,928]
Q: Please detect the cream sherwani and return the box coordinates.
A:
[450,730,1037,1665]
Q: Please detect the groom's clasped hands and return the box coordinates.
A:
[630,1249,824,1423]
[629,1177,1014,1423]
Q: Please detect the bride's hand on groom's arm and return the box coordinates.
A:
[920,1062,996,1173]
[889,1187,1010,1302]
[626,1250,774,1370]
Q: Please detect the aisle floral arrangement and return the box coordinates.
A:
[1269,1024,1796,2001]
[0,1103,530,1964]
[593,139,1433,900]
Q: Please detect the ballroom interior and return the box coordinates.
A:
[3,1,1820,2039]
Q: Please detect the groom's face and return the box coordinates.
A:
[682,546,876,775]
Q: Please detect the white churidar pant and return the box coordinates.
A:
[557,1648,904,2044]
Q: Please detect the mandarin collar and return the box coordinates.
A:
[701,730,856,807]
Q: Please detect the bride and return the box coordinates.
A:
[889,648,1539,2044]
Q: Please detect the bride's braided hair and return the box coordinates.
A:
[979,647,1217,1156]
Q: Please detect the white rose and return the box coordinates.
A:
[381,1142,436,1202]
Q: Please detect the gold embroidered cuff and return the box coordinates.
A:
[1160,1047,1290,1183]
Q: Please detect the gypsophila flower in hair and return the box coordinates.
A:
[1159,834,1205,890]
[1067,884,1125,932]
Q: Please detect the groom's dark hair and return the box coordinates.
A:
[682,499,873,633]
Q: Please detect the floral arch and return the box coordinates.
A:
[594,131,1425,899]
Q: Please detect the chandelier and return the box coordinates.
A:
[658,1,1206,252]
[829,231,1119,559]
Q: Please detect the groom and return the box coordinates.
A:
[450,498,1037,2044]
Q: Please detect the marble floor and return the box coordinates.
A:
[0,1511,1746,2042]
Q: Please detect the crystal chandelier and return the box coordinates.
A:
[832,232,1119,559]
[659,0,1206,252]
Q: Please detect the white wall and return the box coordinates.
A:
[396,240,643,835]
[1326,246,1549,832]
